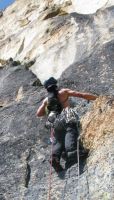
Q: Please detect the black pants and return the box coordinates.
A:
[52,122,79,166]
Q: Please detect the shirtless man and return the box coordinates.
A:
[37,86,97,116]
[37,77,98,172]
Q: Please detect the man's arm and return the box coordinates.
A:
[66,89,98,100]
[36,98,47,117]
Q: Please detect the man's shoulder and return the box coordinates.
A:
[43,97,48,104]
[59,88,70,93]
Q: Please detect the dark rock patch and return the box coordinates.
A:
[60,40,114,96]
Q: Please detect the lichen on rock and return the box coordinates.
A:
[81,96,114,150]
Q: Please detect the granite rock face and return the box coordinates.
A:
[0,65,113,200]
[80,96,114,200]
[0,65,48,200]
[0,0,114,200]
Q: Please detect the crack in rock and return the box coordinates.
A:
[24,152,31,188]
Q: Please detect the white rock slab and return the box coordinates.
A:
[71,0,109,14]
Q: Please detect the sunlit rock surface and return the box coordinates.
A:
[0,0,114,82]
[72,0,114,14]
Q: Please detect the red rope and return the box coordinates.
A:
[48,128,54,200]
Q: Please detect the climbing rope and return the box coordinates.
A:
[77,118,80,180]
[85,157,91,200]
[77,136,80,180]
[47,127,54,200]
[77,136,80,199]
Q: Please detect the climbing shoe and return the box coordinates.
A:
[65,151,77,169]
[65,158,77,169]
[50,158,64,173]
[61,151,67,161]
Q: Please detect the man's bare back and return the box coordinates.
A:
[37,88,98,117]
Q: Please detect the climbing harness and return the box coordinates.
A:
[47,127,54,200]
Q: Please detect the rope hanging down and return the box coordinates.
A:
[77,137,80,181]
[47,127,54,200]
[77,136,80,199]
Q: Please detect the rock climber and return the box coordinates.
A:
[36,77,98,173]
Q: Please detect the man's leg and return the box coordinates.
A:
[50,141,64,173]
[51,119,66,172]
[65,124,79,168]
